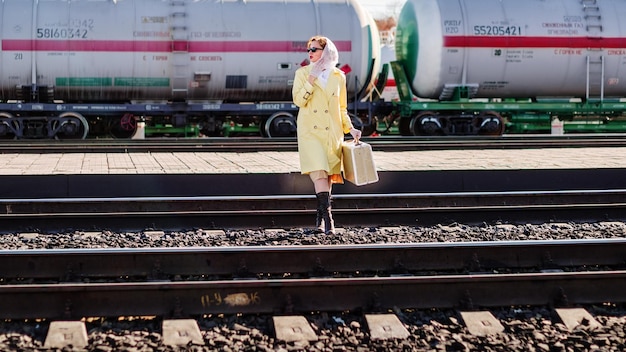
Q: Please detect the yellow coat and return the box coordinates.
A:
[292,65,353,177]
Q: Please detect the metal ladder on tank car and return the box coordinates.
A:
[582,0,604,102]
[170,0,190,100]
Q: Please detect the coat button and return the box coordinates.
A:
[314,126,318,129]
[324,110,328,113]
[313,110,317,113]
[325,127,329,130]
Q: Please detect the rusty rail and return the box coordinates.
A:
[1,239,626,282]
[1,189,626,231]
[1,271,626,319]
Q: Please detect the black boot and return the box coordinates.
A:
[316,192,335,235]
[315,199,324,233]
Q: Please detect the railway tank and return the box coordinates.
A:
[0,0,380,139]
[395,0,626,100]
[389,0,626,136]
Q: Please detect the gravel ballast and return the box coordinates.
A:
[0,221,625,351]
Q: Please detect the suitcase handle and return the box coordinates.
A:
[348,127,361,145]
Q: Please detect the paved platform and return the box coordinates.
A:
[0,147,624,175]
[0,147,625,198]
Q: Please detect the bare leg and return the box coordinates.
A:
[313,177,331,193]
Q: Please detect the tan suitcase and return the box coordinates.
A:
[342,140,379,186]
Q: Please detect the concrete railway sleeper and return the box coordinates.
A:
[3,305,621,350]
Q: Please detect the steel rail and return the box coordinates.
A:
[4,188,626,210]
[0,271,625,319]
[1,134,626,153]
[1,190,626,231]
[1,239,625,282]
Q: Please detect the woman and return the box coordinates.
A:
[292,35,362,234]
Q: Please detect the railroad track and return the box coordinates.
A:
[1,189,625,232]
[1,239,626,319]
[1,134,626,153]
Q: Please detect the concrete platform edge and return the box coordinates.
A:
[1,168,624,198]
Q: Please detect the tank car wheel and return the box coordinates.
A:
[52,112,89,139]
[109,113,138,139]
[478,111,505,136]
[0,112,18,139]
[263,112,296,138]
[407,112,441,136]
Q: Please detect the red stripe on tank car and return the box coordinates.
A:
[444,36,625,49]
[189,41,352,52]
[2,39,172,51]
[2,40,352,52]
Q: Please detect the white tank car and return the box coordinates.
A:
[396,0,626,100]
[0,0,380,102]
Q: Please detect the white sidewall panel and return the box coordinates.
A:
[0,0,379,102]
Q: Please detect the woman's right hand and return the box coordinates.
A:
[350,128,362,142]
[307,74,316,85]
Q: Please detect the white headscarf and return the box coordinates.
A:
[310,37,339,82]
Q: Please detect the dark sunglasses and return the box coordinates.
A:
[307,47,322,53]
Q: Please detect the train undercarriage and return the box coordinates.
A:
[0,112,89,139]
[382,61,626,137]
[2,83,626,139]
[0,101,303,139]
[2,100,626,139]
